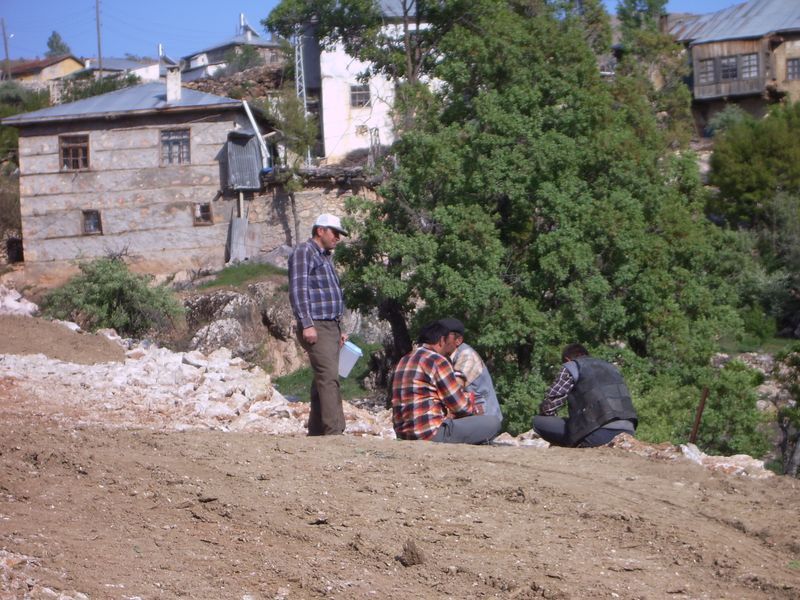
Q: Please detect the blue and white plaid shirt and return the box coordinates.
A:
[288,239,344,329]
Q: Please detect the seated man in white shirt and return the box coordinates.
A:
[437,318,503,423]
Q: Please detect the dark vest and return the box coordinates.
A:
[565,357,638,447]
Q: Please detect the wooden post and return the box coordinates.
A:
[1,18,10,81]
[689,386,709,444]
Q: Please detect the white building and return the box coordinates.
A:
[297,1,416,165]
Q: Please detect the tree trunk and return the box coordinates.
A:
[786,435,800,478]
[378,298,411,360]
[288,190,301,245]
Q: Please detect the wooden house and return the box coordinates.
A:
[664,0,800,131]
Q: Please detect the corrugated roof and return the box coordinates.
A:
[84,57,158,71]
[9,54,82,76]
[183,26,282,60]
[379,0,415,19]
[1,82,241,126]
[669,0,800,45]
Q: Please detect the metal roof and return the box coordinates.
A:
[9,54,82,76]
[1,82,241,126]
[668,0,800,46]
[183,26,282,60]
[83,57,158,71]
[378,0,416,19]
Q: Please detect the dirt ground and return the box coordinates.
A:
[2,318,800,599]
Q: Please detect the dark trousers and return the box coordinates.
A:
[532,416,627,448]
[431,415,502,445]
[298,320,345,436]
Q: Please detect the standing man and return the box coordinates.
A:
[392,321,501,444]
[437,317,503,423]
[288,213,349,436]
[533,344,638,447]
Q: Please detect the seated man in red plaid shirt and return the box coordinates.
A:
[391,321,502,444]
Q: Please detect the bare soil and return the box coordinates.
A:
[2,317,800,599]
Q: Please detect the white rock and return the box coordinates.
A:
[54,320,82,332]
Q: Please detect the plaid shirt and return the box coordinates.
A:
[539,365,576,416]
[288,239,344,329]
[392,345,476,440]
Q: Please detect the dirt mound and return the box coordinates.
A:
[0,315,124,364]
[2,414,799,599]
[1,316,800,598]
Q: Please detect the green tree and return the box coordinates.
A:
[335,0,759,446]
[258,84,320,243]
[45,31,71,57]
[220,45,265,76]
[0,82,50,165]
[60,73,141,104]
[708,103,800,335]
[709,102,800,228]
[775,344,800,476]
[266,0,467,130]
[0,82,50,238]
[615,0,693,148]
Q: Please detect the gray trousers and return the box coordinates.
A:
[298,320,345,436]
[431,415,502,445]
[532,415,630,447]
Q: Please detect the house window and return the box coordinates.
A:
[740,53,758,79]
[720,56,738,80]
[82,210,102,235]
[697,59,715,84]
[161,129,191,164]
[350,84,371,108]
[788,58,800,80]
[193,203,213,225]
[60,135,89,170]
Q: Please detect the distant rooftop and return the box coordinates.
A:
[83,57,158,71]
[9,54,82,76]
[183,15,282,60]
[668,0,800,46]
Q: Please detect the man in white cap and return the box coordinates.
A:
[288,213,349,435]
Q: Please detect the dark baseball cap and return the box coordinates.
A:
[437,317,465,335]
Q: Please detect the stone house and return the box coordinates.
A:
[1,68,363,286]
[664,0,800,132]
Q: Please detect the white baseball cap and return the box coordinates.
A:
[314,213,349,236]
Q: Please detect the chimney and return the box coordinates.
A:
[166,64,181,102]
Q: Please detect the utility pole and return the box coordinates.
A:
[294,26,312,167]
[95,0,103,77]
[1,18,10,81]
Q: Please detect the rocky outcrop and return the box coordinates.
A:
[0,339,393,438]
[0,284,38,316]
[182,280,393,381]
[183,65,284,101]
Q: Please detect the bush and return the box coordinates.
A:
[42,258,183,337]
[199,262,287,288]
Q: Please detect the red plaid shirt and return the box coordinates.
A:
[391,345,476,440]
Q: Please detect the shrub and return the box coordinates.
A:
[42,257,183,337]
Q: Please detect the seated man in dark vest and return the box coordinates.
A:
[533,344,637,447]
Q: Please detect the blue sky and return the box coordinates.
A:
[3,1,745,61]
